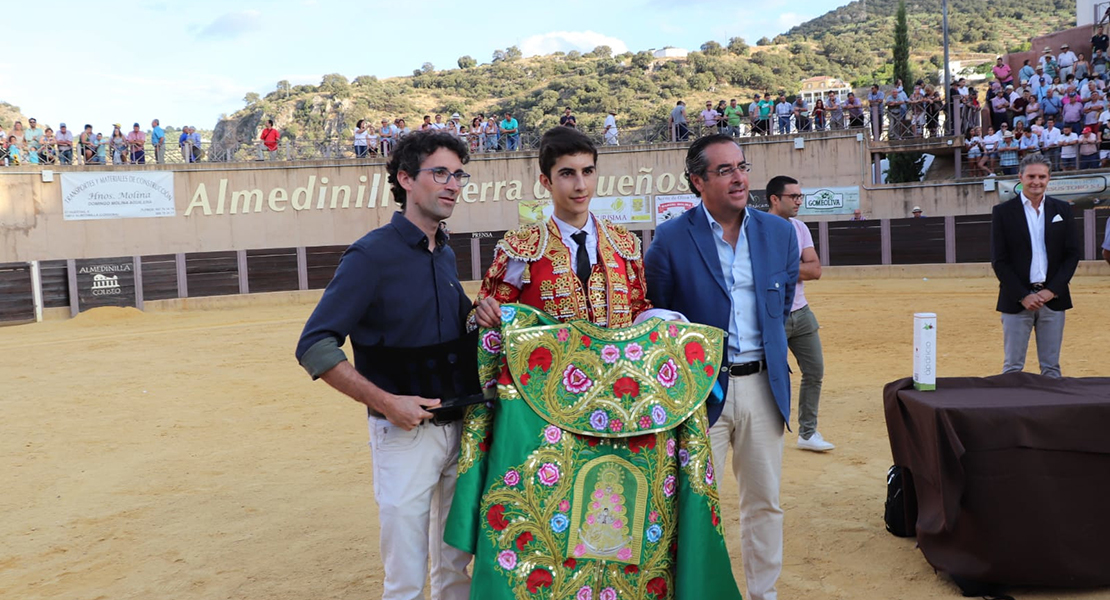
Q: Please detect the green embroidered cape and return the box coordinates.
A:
[444,304,742,600]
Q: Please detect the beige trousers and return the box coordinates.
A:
[708,371,785,600]
[368,416,471,600]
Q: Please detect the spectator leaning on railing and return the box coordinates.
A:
[55,123,74,165]
[126,123,146,164]
[151,119,165,164]
[260,119,280,160]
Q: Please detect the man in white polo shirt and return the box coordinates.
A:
[767,175,835,452]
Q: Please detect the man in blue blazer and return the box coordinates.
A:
[645,134,798,600]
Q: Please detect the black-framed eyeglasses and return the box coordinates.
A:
[780,193,804,201]
[709,162,752,178]
[416,167,470,186]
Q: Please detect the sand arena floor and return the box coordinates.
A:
[3,276,1109,600]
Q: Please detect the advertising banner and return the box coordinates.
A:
[655,194,701,225]
[74,257,137,312]
[61,172,176,221]
[797,186,861,216]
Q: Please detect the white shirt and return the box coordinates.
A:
[501,214,683,323]
[1041,126,1061,147]
[1059,132,1079,158]
[1021,192,1048,284]
[430,122,446,130]
[1058,50,1077,67]
[503,214,597,288]
[604,114,618,139]
[702,204,763,363]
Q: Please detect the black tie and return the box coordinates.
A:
[571,231,590,288]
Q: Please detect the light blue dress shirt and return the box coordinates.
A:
[702,204,763,363]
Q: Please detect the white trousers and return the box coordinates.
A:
[708,371,785,600]
[369,416,471,600]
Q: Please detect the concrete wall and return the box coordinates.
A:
[0,134,1005,262]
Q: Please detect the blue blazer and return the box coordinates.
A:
[645,205,799,426]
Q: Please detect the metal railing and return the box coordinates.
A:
[0,105,978,168]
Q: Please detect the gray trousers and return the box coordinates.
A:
[1001,306,1066,378]
[784,304,824,439]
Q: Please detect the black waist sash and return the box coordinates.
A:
[356,331,485,423]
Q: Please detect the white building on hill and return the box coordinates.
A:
[652,47,689,58]
[798,76,852,104]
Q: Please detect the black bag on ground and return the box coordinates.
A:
[884,465,916,538]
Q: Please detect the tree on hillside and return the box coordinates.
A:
[887,0,924,184]
[892,0,912,86]
[458,55,477,69]
[320,74,350,95]
[588,45,612,58]
[727,37,749,55]
[505,46,523,61]
[756,36,772,46]
[275,80,291,98]
[700,40,724,56]
[492,49,507,62]
[422,62,435,74]
[244,92,261,105]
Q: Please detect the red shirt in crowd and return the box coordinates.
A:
[260,127,280,151]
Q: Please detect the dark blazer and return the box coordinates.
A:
[990,194,1080,314]
[645,204,798,426]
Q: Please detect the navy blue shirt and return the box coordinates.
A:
[296,211,471,380]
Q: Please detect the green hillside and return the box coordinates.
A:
[207,0,1072,148]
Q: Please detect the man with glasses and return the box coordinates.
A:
[645,134,799,600]
[767,176,834,453]
[296,130,475,600]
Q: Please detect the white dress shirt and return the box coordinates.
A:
[703,204,763,363]
[503,214,597,288]
[1021,192,1048,284]
[501,214,683,323]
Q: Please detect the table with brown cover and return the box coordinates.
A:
[883,373,1110,588]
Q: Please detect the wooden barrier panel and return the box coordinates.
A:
[1097,211,1109,256]
[954,214,993,263]
[246,248,299,294]
[40,260,70,309]
[0,263,34,323]
[305,246,347,290]
[890,217,946,265]
[805,222,821,260]
[140,255,180,301]
[448,236,473,281]
[185,251,239,298]
[826,221,882,266]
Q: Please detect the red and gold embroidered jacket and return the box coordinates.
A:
[478,217,651,328]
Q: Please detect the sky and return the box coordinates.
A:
[0,0,849,132]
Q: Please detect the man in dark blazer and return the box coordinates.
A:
[991,152,1080,378]
[645,134,798,600]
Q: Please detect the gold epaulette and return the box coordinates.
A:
[598,219,642,261]
[496,223,548,262]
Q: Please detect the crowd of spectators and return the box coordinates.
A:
[0,118,203,166]
[346,111,527,159]
[962,27,1110,175]
[15,26,1110,174]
